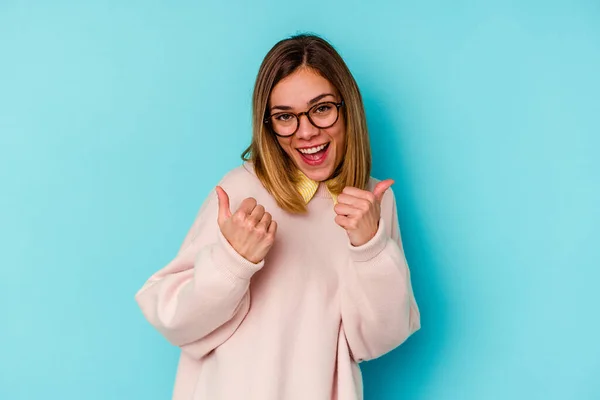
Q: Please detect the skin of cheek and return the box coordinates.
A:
[276,118,347,182]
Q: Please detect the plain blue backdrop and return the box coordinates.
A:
[1,1,599,399]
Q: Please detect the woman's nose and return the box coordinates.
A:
[295,114,319,140]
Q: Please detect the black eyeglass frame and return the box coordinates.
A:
[263,100,345,137]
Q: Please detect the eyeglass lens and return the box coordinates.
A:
[269,102,339,136]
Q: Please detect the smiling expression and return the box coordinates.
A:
[268,67,346,182]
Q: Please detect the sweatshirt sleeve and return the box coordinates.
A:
[135,184,263,360]
[340,187,421,362]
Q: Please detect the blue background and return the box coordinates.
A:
[1,1,599,399]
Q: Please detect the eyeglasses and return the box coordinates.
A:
[264,100,344,137]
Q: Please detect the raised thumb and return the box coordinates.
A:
[373,179,394,203]
[215,186,232,225]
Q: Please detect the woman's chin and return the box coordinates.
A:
[291,150,337,182]
[297,164,334,182]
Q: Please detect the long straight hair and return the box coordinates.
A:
[242,34,371,214]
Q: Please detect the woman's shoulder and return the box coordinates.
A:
[366,175,398,213]
[216,161,267,204]
[366,176,396,198]
[218,161,257,186]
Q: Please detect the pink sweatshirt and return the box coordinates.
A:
[135,162,420,400]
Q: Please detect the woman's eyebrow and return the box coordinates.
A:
[308,93,335,105]
[270,93,336,112]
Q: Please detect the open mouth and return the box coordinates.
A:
[297,143,330,166]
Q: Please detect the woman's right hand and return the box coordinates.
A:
[215,186,277,264]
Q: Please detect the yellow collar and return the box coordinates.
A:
[295,170,338,204]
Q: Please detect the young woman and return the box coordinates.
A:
[136,33,420,400]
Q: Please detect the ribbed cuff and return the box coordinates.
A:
[348,218,389,262]
[210,228,264,281]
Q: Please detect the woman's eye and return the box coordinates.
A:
[275,114,293,122]
[315,104,332,113]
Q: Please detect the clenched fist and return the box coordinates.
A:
[334,179,394,247]
[216,186,278,264]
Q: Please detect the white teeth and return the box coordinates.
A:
[298,144,328,154]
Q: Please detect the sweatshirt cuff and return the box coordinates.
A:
[209,228,264,281]
[348,218,389,263]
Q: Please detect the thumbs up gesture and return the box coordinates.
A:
[216,186,278,264]
[333,179,394,247]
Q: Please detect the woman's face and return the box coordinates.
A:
[268,67,346,182]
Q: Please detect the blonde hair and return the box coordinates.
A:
[242,33,372,214]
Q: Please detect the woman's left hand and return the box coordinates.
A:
[334,179,394,247]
